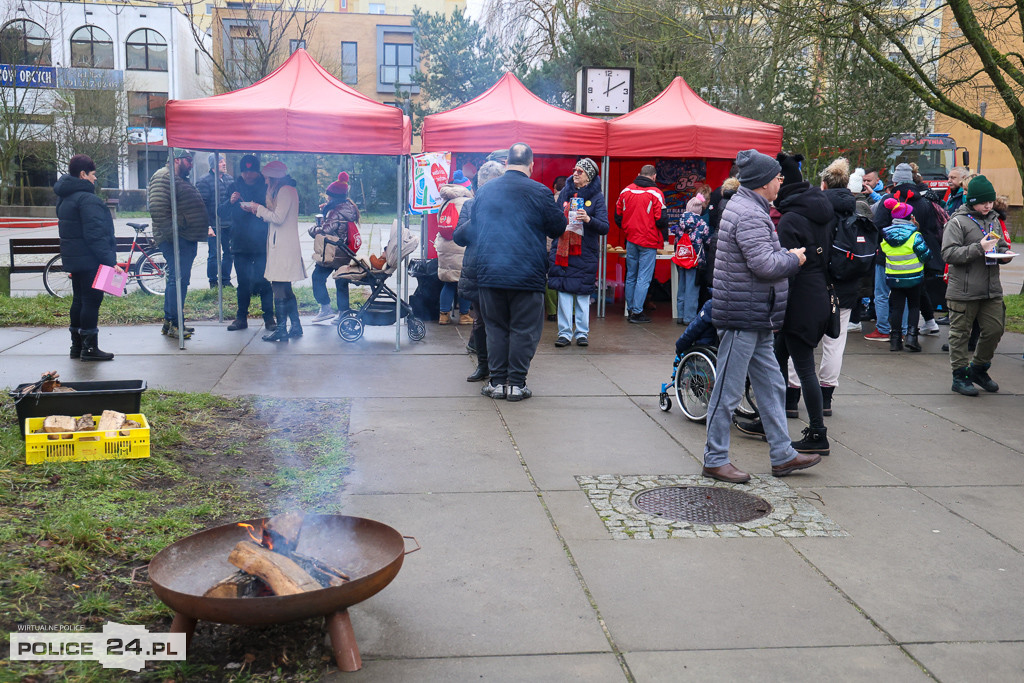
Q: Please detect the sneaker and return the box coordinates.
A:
[864,330,889,341]
[506,385,532,402]
[575,336,588,347]
[628,312,652,324]
[166,324,193,340]
[935,315,950,326]
[312,308,335,323]
[921,319,940,335]
[554,337,571,348]
[846,321,862,332]
[439,311,452,325]
[481,382,506,399]
[734,418,766,441]
[161,320,170,335]
[227,318,248,331]
[458,314,473,325]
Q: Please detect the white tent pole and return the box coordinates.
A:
[214,152,223,322]
[394,155,404,352]
[168,148,185,349]
[598,155,610,318]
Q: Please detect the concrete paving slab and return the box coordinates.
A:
[336,492,612,658]
[905,642,1024,682]
[5,324,260,356]
[238,320,463,356]
[509,355,626,397]
[792,487,1024,642]
[901,393,1024,453]
[0,353,228,392]
[919,485,1024,550]
[544,489,618,542]
[845,353,963,395]
[500,397,698,490]
[585,355,672,397]
[353,397,495,413]
[822,396,1024,486]
[569,539,886,651]
[345,401,531,494]
[324,653,625,682]
[624,646,930,682]
[0,327,45,352]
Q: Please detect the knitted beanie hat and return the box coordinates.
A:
[776,152,804,187]
[262,160,288,178]
[450,170,472,189]
[848,167,866,193]
[575,157,599,182]
[326,171,350,196]
[685,194,705,214]
[239,155,259,173]
[736,149,781,189]
[966,175,996,205]
[891,163,914,185]
[884,196,913,220]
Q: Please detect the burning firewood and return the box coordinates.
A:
[228,541,322,595]
[263,511,304,555]
[203,571,265,598]
[292,552,351,585]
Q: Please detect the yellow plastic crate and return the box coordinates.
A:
[24,414,150,465]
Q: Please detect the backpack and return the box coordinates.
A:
[671,232,700,269]
[929,198,950,240]
[829,213,878,282]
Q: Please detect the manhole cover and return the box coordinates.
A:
[632,486,772,524]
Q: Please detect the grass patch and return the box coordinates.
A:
[1006,294,1024,334]
[0,390,352,681]
[0,286,367,328]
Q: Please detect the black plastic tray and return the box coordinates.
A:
[11,380,147,434]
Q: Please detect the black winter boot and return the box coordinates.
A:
[968,361,999,393]
[466,361,489,382]
[262,312,277,331]
[287,298,302,338]
[951,367,979,396]
[785,387,801,418]
[905,326,921,352]
[69,327,82,359]
[79,329,114,361]
[262,299,289,342]
[889,330,903,352]
[791,426,830,455]
[820,385,835,417]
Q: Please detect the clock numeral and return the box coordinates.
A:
[587,87,592,93]
[605,105,610,112]
[623,88,629,94]
[605,70,612,76]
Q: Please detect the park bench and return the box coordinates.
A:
[9,236,146,274]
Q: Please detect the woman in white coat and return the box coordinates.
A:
[242,160,307,342]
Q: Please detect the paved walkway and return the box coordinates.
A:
[2,284,1023,680]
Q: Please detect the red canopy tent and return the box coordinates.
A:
[166,48,410,155]
[601,77,783,316]
[161,49,411,348]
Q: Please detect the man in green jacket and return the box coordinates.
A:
[148,150,209,338]
[940,175,1013,396]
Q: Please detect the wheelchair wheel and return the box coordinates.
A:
[407,316,425,341]
[337,316,364,342]
[675,347,717,423]
[658,393,672,412]
[735,376,759,419]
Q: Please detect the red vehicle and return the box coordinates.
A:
[884,134,968,195]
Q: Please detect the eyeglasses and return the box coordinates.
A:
[573,168,586,175]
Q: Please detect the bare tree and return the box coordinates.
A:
[46,84,130,191]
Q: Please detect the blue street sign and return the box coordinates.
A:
[0,64,57,88]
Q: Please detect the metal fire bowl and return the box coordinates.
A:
[149,515,414,626]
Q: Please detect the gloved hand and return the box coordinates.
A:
[869,180,884,203]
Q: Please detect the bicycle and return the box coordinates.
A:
[43,223,167,297]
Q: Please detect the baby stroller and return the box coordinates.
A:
[659,344,758,423]
[330,220,425,343]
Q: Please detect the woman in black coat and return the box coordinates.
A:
[547,158,609,347]
[54,154,118,361]
[772,156,834,455]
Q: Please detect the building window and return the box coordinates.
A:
[341,41,357,84]
[933,17,941,27]
[919,0,928,6]
[290,39,306,53]
[917,35,924,45]
[206,3,213,13]
[339,0,347,7]
[70,25,114,69]
[381,42,413,86]
[126,28,167,71]
[195,50,200,74]
[369,3,386,14]
[226,35,259,84]
[128,91,168,128]
[74,90,117,126]
[0,19,52,66]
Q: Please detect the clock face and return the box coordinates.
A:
[585,68,632,115]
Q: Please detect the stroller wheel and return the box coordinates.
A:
[659,394,672,412]
[337,316,364,342]
[407,316,426,342]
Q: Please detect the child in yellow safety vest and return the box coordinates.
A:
[881,195,931,353]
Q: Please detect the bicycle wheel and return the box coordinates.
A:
[675,347,717,423]
[43,254,74,297]
[133,250,167,296]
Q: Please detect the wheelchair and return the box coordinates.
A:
[658,344,758,423]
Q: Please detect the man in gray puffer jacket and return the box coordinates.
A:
[703,149,820,483]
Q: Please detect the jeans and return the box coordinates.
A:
[556,291,590,340]
[312,263,349,310]
[676,265,698,321]
[234,252,272,318]
[889,284,921,334]
[69,270,105,331]
[478,287,544,387]
[439,281,470,315]
[704,328,798,468]
[206,227,233,284]
[159,238,198,324]
[873,264,908,333]
[624,242,656,315]
[775,331,824,429]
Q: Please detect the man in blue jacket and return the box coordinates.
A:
[702,149,819,483]
[469,142,567,401]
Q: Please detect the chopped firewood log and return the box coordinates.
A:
[264,512,304,554]
[203,570,264,598]
[43,415,75,434]
[39,371,61,393]
[75,414,95,431]
[118,419,142,437]
[228,541,321,595]
[97,410,126,435]
[292,551,350,585]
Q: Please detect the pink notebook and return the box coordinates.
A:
[92,264,127,296]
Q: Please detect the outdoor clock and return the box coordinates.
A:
[578,67,634,116]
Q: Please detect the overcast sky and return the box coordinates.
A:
[464,0,482,20]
